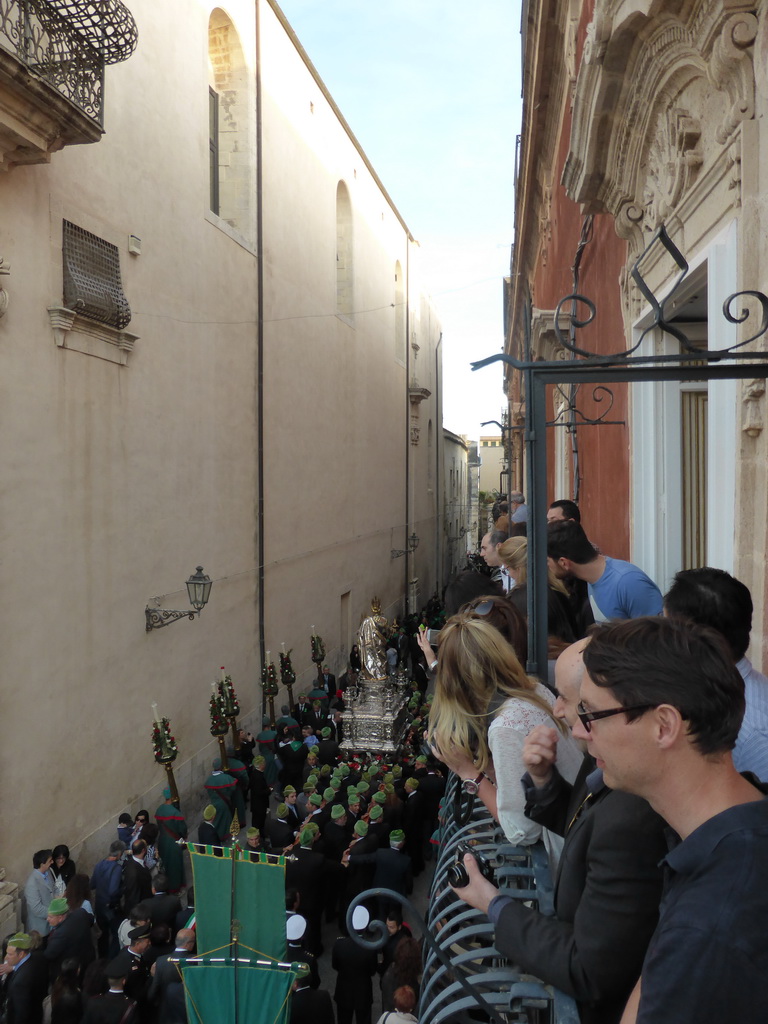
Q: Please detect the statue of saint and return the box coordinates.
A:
[357,597,389,679]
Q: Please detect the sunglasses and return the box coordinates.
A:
[576,701,657,732]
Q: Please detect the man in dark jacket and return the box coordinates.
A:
[345,828,412,918]
[285,828,326,954]
[452,638,667,1024]
[121,840,153,918]
[44,897,96,981]
[91,840,127,958]
[146,874,182,933]
[332,908,378,1024]
[1,933,49,1024]
[289,964,334,1024]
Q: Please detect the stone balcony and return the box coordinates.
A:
[0,0,137,170]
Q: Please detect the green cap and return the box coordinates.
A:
[305,821,320,835]
[368,805,383,821]
[415,755,428,764]
[405,776,419,790]
[276,803,288,818]
[283,785,296,795]
[246,827,260,838]
[307,775,318,786]
[48,897,68,915]
[252,756,266,768]
[346,786,358,798]
[372,791,386,805]
[309,793,322,808]
[323,787,336,802]
[330,778,341,791]
[392,765,402,777]
[353,820,368,837]
[384,783,395,795]
[7,933,32,950]
[331,804,346,821]
[320,764,331,776]
[389,829,405,843]
[339,764,350,777]
[356,781,370,793]
[203,804,216,821]
[299,827,315,846]
[383,773,394,784]
[321,727,331,738]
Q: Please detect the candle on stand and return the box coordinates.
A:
[211,681,218,698]
[311,625,315,634]
[281,642,286,653]
[266,650,271,663]
[221,666,225,682]
[152,702,161,725]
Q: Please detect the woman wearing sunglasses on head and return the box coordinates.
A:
[428,613,582,865]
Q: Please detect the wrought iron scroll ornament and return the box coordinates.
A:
[549,383,624,428]
[474,224,768,373]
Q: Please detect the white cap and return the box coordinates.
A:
[351,906,370,931]
[286,914,307,942]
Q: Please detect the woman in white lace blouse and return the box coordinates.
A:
[428,613,582,862]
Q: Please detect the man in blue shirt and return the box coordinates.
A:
[573,616,768,1024]
[664,566,768,781]
[547,520,662,620]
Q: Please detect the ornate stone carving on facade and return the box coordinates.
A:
[742,378,766,437]
[410,425,420,445]
[708,12,758,144]
[538,183,553,267]
[563,2,756,251]
[0,258,9,318]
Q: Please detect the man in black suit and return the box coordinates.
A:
[289,964,335,1024]
[285,828,326,954]
[399,778,425,876]
[146,874,182,933]
[345,828,412,918]
[452,638,667,1024]
[121,840,153,917]
[0,933,49,1024]
[148,926,195,1020]
[332,908,378,1024]
[112,923,152,1021]
[320,665,336,696]
[265,803,295,853]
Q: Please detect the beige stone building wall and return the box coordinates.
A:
[0,0,441,886]
[478,434,506,494]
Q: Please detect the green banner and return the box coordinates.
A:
[189,846,286,961]
[181,960,296,1024]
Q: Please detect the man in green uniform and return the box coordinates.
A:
[203,759,238,837]
[154,789,188,893]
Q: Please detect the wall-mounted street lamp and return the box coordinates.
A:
[145,566,213,632]
[391,533,420,559]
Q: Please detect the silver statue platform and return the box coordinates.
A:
[340,673,410,755]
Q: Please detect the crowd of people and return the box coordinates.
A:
[2,650,445,1024]
[430,494,768,1024]
[7,491,768,1024]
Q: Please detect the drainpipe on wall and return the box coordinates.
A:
[404,239,411,615]
[255,0,266,712]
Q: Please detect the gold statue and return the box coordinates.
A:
[357,597,389,679]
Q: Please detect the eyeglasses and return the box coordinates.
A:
[576,700,657,732]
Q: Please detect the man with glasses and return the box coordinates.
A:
[451,637,667,1024]
[573,616,768,1024]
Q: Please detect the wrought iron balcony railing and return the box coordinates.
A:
[0,0,137,125]
[347,772,579,1024]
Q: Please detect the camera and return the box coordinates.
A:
[426,628,441,646]
[447,842,495,889]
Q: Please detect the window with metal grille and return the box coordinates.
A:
[62,220,131,330]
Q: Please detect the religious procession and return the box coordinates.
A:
[2,599,452,1024]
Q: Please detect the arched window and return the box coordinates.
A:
[336,181,354,321]
[208,10,254,242]
[394,260,405,362]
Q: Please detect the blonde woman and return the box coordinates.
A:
[428,614,582,863]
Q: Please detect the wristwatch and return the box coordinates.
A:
[461,773,484,795]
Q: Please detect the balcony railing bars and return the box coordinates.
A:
[0,0,137,124]
[347,772,579,1024]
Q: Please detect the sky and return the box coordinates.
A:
[277,0,523,441]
